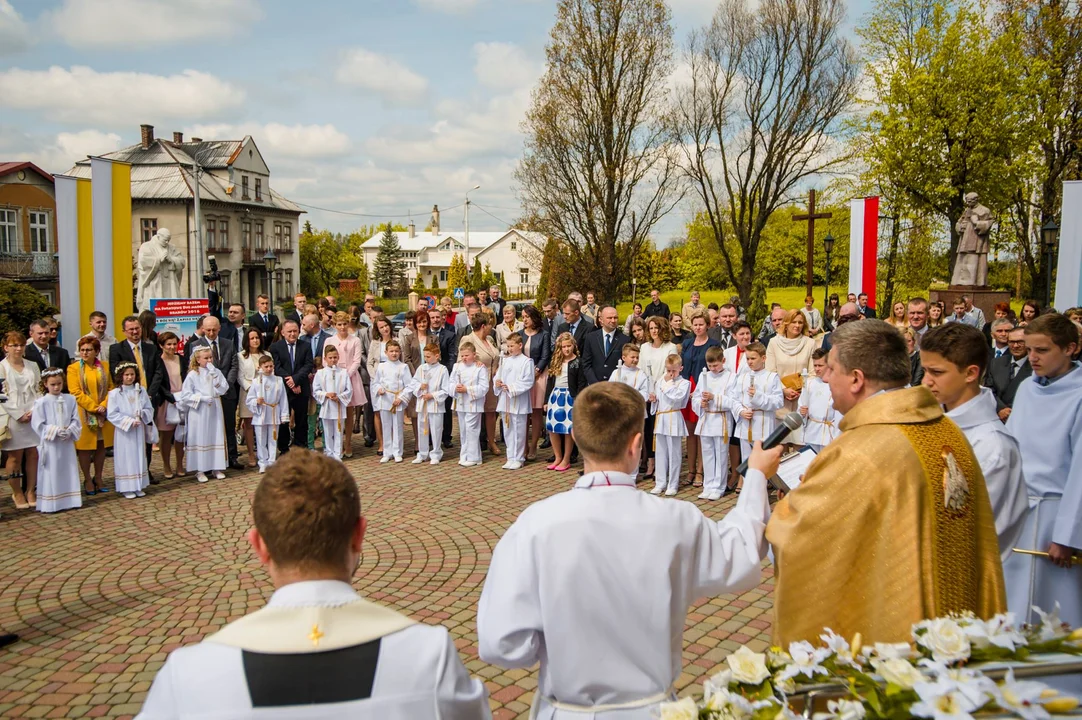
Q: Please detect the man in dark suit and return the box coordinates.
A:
[249,294,279,348]
[552,299,594,350]
[641,289,670,321]
[220,302,248,354]
[109,315,164,479]
[580,307,628,385]
[26,319,71,378]
[270,320,314,455]
[857,293,877,319]
[707,304,739,349]
[284,292,306,326]
[984,325,1032,422]
[185,316,243,469]
[432,307,458,449]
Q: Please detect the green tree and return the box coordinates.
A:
[356,261,370,293]
[373,224,407,295]
[0,280,57,338]
[411,274,427,296]
[535,237,573,303]
[447,253,468,293]
[471,257,483,285]
[429,273,442,294]
[300,227,345,295]
[481,262,496,290]
[498,273,508,299]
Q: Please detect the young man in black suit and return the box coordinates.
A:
[270,320,314,455]
[220,302,248,354]
[580,306,628,385]
[984,325,1033,422]
[552,299,594,350]
[432,307,458,449]
[109,315,164,481]
[284,292,306,325]
[249,294,279,348]
[185,316,244,469]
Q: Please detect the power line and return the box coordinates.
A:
[292,200,464,219]
[471,203,517,228]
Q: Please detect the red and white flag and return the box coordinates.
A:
[849,197,879,307]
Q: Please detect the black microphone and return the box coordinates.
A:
[735,411,805,477]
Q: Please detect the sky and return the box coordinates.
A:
[0,0,873,242]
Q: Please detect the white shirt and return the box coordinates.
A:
[477,470,771,719]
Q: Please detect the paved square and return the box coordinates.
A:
[0,440,774,719]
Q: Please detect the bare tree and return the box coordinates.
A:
[671,0,858,319]
[516,0,683,302]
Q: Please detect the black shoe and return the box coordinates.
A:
[364,437,375,448]
[105,447,114,458]
[229,461,245,471]
[442,441,453,449]
[547,455,557,463]
[148,473,159,485]
[0,633,17,648]
[540,437,552,449]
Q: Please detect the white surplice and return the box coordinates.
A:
[477,470,772,720]
[494,354,534,416]
[799,377,840,449]
[107,385,154,493]
[723,345,749,378]
[245,374,289,469]
[728,369,784,443]
[448,362,489,415]
[410,363,450,461]
[612,366,651,416]
[1004,366,1082,628]
[372,361,414,459]
[178,366,229,473]
[947,388,1028,564]
[692,369,733,439]
[314,366,354,460]
[136,580,491,720]
[31,394,82,513]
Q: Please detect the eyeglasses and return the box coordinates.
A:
[1007,339,1027,345]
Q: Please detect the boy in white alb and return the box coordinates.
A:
[246,355,290,473]
[410,342,451,465]
[692,345,733,501]
[799,348,840,453]
[371,340,413,463]
[612,344,651,482]
[312,345,353,461]
[449,342,489,467]
[728,342,783,461]
[651,354,691,497]
[493,333,535,470]
[477,383,782,720]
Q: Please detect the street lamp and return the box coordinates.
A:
[264,247,278,316]
[823,232,835,314]
[1041,218,1059,308]
[464,185,481,283]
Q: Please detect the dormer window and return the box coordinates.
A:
[242,175,250,200]
[255,178,262,201]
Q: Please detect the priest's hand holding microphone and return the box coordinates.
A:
[738,412,806,495]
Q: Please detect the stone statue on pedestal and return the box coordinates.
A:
[951,192,993,287]
[136,228,187,311]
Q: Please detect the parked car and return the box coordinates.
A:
[389,311,407,333]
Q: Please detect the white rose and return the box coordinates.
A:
[870,642,913,660]
[659,697,699,720]
[727,646,772,685]
[873,658,925,690]
[916,618,971,664]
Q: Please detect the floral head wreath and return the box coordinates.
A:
[113,361,138,377]
[41,368,65,380]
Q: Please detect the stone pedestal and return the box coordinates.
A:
[929,287,1011,322]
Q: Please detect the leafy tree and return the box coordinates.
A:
[411,274,427,296]
[498,273,508,299]
[447,253,468,293]
[517,0,682,302]
[536,237,574,303]
[356,260,370,293]
[429,273,442,294]
[0,280,57,338]
[303,220,313,235]
[300,227,345,295]
[471,257,483,284]
[481,262,496,291]
[373,224,407,295]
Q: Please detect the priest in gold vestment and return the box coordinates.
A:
[767,320,1005,646]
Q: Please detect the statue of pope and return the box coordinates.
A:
[137,228,187,312]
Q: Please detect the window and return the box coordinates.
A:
[494,271,502,281]
[275,269,284,300]
[242,221,251,248]
[510,241,517,250]
[285,269,293,295]
[274,223,283,250]
[439,269,448,282]
[220,269,231,300]
[219,219,229,249]
[205,217,216,248]
[520,268,529,285]
[242,176,250,200]
[0,209,17,253]
[282,224,292,251]
[255,222,264,249]
[141,218,158,244]
[29,211,49,253]
[255,178,262,201]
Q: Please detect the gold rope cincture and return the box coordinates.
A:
[700,376,729,443]
[419,367,429,437]
[653,378,682,451]
[261,379,281,442]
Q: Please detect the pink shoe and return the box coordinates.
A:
[546,463,558,470]
[554,465,571,472]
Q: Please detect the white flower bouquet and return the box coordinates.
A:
[660,606,1082,720]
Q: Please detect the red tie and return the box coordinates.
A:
[736,347,744,371]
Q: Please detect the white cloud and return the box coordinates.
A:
[473,42,540,91]
[45,0,260,49]
[412,0,480,13]
[335,49,429,107]
[184,123,351,158]
[0,0,29,55]
[0,66,243,126]
[0,128,123,175]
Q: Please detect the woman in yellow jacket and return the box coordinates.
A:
[68,335,114,494]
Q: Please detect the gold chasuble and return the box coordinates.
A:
[766,386,1005,646]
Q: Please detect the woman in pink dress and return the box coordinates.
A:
[325,311,367,458]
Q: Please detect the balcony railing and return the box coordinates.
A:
[0,252,58,278]
[241,247,265,266]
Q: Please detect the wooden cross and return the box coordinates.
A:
[793,189,833,298]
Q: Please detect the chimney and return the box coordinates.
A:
[173,131,183,143]
[191,137,203,143]
[408,219,416,239]
[431,204,440,236]
[140,124,155,149]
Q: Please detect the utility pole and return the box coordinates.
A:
[465,185,480,282]
[191,161,204,290]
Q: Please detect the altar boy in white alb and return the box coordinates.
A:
[728,342,783,461]
[136,451,490,720]
[410,342,451,465]
[493,333,534,470]
[478,383,781,720]
[1004,314,1082,630]
[612,344,651,482]
[691,345,733,501]
[651,354,690,496]
[246,355,289,473]
[371,340,413,463]
[312,345,353,461]
[449,342,489,467]
[799,349,841,453]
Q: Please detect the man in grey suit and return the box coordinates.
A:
[984,325,1033,422]
[185,316,243,469]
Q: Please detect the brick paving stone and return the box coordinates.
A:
[0,434,775,718]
